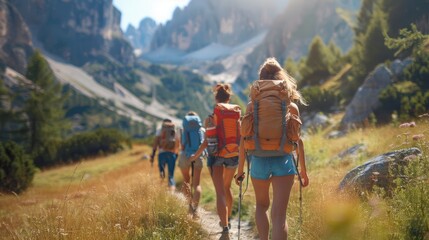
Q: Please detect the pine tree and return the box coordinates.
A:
[382,0,429,37]
[360,7,393,74]
[0,78,9,136]
[24,50,68,166]
[300,36,334,85]
[355,0,377,36]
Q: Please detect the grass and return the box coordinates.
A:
[198,117,429,239]
[0,144,207,240]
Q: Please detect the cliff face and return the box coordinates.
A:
[150,0,289,53]
[125,17,157,55]
[12,0,134,66]
[0,1,33,74]
[236,0,360,88]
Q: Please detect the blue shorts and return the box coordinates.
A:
[250,154,297,180]
[207,156,238,168]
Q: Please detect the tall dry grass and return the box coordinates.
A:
[0,145,207,240]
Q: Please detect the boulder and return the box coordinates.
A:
[338,147,421,195]
[327,130,347,139]
[390,58,413,78]
[337,144,367,159]
[340,65,392,129]
[340,58,414,129]
[302,112,331,131]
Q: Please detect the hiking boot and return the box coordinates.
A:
[192,210,200,220]
[222,226,229,234]
[219,217,231,229]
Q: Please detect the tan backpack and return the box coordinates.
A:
[160,122,176,151]
[241,80,302,157]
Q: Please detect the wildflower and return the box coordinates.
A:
[412,134,424,141]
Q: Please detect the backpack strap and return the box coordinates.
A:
[279,100,288,152]
[253,101,261,151]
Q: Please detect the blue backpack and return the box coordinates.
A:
[182,115,203,155]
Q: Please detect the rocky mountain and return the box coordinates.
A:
[149,0,289,55]
[125,18,157,56]
[0,1,33,74]
[236,0,361,88]
[12,0,134,66]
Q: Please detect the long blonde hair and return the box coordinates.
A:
[258,57,307,105]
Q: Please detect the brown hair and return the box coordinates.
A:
[258,57,307,105]
[186,111,198,116]
[213,83,232,103]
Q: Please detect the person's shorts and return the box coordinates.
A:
[178,152,204,169]
[208,156,238,169]
[250,154,297,180]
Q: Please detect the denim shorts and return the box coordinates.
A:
[178,152,204,169]
[207,156,238,169]
[250,154,297,180]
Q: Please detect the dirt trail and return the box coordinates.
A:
[195,207,257,240]
[170,190,257,240]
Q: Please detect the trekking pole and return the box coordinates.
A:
[293,146,303,240]
[190,161,195,210]
[237,174,244,240]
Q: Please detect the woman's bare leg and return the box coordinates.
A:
[252,177,271,240]
[180,167,191,201]
[211,166,228,227]
[271,175,294,240]
[223,167,236,220]
[192,167,202,209]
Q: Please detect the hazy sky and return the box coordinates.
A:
[113,0,191,30]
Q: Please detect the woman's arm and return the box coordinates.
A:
[235,102,252,185]
[235,136,246,185]
[189,139,208,161]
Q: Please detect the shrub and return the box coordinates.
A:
[0,141,35,193]
[388,139,429,239]
[56,128,130,163]
[301,86,338,113]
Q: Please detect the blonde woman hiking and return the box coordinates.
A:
[235,58,309,240]
[190,83,241,235]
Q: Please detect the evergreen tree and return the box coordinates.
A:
[355,0,377,36]
[300,36,333,85]
[0,78,9,139]
[0,78,28,143]
[360,7,393,74]
[382,0,429,37]
[24,50,68,166]
[284,57,300,80]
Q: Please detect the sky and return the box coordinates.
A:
[113,0,191,30]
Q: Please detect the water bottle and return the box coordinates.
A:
[205,115,217,155]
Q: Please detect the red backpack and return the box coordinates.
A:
[212,103,241,158]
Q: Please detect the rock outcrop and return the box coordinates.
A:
[340,58,413,128]
[150,0,288,53]
[12,0,134,66]
[0,1,33,74]
[338,147,421,195]
[235,0,360,88]
[125,18,157,56]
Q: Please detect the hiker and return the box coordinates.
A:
[178,111,206,219]
[190,83,241,235]
[150,118,180,191]
[235,58,309,240]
